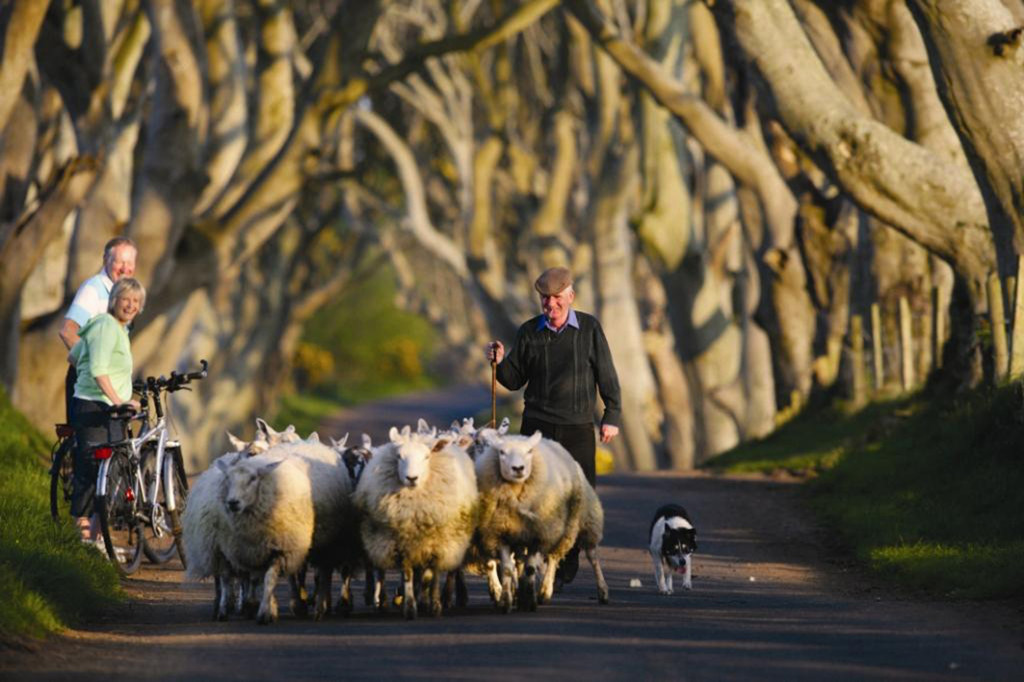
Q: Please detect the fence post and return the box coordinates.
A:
[988,272,1009,381]
[851,314,866,408]
[899,296,914,391]
[871,302,884,392]
[1010,256,1024,379]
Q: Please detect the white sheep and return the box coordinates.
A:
[185,420,308,620]
[258,438,360,620]
[354,425,478,619]
[217,452,315,625]
[474,430,610,612]
[182,448,244,620]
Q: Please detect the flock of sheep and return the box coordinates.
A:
[182,416,609,624]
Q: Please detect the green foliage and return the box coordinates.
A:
[299,263,439,393]
[0,388,121,641]
[705,387,1024,599]
[274,262,442,432]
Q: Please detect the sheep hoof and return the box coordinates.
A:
[430,600,443,618]
[256,611,276,625]
[404,603,417,620]
[598,590,610,605]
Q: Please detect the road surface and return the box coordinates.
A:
[3,386,1022,680]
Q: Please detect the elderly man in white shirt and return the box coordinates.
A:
[59,237,138,420]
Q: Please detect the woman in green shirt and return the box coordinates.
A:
[69,277,145,544]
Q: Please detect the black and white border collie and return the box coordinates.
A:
[648,504,697,595]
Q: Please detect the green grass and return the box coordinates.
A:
[0,388,121,642]
[705,387,1024,599]
[273,262,443,433]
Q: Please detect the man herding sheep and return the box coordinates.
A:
[484,266,621,586]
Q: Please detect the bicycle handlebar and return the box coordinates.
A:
[135,359,209,395]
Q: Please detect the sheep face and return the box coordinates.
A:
[341,445,372,483]
[396,439,432,488]
[221,459,282,514]
[496,431,543,482]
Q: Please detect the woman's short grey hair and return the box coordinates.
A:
[108,277,146,314]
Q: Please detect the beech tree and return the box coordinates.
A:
[3,0,1019,469]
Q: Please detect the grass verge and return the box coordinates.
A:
[0,388,120,643]
[704,386,1024,599]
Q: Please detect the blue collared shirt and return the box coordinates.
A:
[537,308,580,334]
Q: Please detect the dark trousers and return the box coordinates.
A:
[520,416,596,486]
[65,365,77,423]
[70,398,124,518]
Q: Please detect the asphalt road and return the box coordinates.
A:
[3,387,1023,680]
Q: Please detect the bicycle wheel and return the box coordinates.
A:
[49,436,75,521]
[96,451,145,575]
[166,446,189,568]
[139,446,178,564]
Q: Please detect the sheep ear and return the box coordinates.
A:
[431,438,449,453]
[479,428,499,446]
[259,459,283,475]
[498,417,510,434]
[465,417,475,429]
[306,431,320,444]
[248,439,268,455]
[400,425,411,438]
[335,433,349,448]
[362,433,372,450]
[526,430,543,449]
[389,426,401,443]
[226,431,247,452]
[417,418,431,435]
[255,418,272,437]
[450,420,460,431]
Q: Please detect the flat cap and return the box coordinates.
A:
[534,266,573,296]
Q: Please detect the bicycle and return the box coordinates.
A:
[49,423,76,521]
[93,360,208,575]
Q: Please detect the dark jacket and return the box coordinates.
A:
[496,311,621,427]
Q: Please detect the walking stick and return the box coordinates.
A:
[490,360,497,428]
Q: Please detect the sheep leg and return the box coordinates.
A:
[215,569,233,620]
[455,568,469,608]
[499,546,515,614]
[517,553,540,612]
[442,571,455,610]
[485,559,502,605]
[539,555,558,604]
[373,569,388,610]
[334,565,353,616]
[257,563,281,625]
[242,574,260,619]
[313,566,332,620]
[295,561,309,604]
[402,565,418,620]
[290,573,310,618]
[363,568,375,607]
[415,567,430,611]
[585,546,610,604]
[428,567,443,617]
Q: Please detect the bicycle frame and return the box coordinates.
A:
[94,392,180,522]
